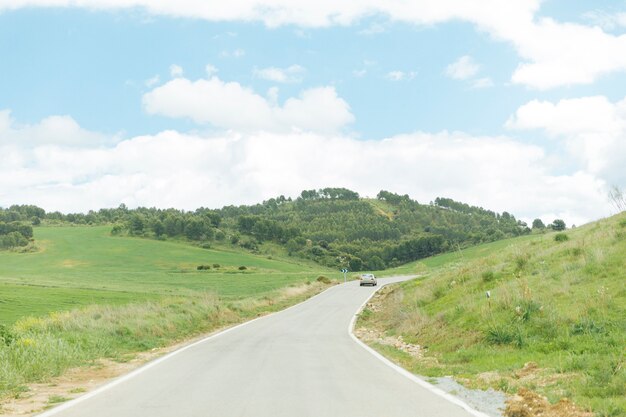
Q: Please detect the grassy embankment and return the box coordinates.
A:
[360,213,625,416]
[0,226,333,401]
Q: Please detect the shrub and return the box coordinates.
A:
[481,270,496,282]
[0,231,29,248]
[238,266,247,271]
[110,224,124,236]
[486,325,515,345]
[514,299,542,322]
[571,316,605,335]
[212,263,220,268]
[514,253,530,271]
[486,324,524,347]
[196,265,211,270]
[554,233,569,242]
[316,276,331,284]
[0,324,15,345]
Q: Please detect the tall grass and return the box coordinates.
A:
[0,281,330,400]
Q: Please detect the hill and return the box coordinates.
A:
[1,188,543,271]
[358,212,625,416]
[0,226,329,324]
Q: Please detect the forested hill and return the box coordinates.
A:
[0,188,555,270]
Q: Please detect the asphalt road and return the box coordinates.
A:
[41,277,485,417]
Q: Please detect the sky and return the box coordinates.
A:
[1,0,625,226]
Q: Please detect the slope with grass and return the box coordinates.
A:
[0,226,330,324]
[359,213,625,416]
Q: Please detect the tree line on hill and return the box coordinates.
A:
[0,190,568,268]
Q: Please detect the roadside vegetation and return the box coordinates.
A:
[0,280,332,403]
[0,225,334,403]
[358,213,625,416]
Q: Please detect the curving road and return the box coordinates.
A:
[40,277,485,417]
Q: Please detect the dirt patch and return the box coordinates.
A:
[516,362,539,378]
[505,388,593,417]
[279,284,314,298]
[60,259,88,268]
[354,327,425,358]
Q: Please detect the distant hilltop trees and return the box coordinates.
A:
[0,188,539,269]
[0,212,35,249]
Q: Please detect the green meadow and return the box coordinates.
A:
[0,226,334,401]
[0,226,330,324]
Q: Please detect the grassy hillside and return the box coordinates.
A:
[2,189,535,271]
[0,226,329,325]
[0,226,334,404]
[358,213,625,416]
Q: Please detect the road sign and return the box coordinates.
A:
[341,268,348,273]
[341,268,349,283]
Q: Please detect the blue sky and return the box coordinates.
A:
[1,1,625,224]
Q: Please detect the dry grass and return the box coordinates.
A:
[0,281,333,404]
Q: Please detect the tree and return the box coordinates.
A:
[184,217,208,240]
[550,219,566,231]
[128,214,145,235]
[532,218,545,229]
[608,185,626,212]
[348,256,363,271]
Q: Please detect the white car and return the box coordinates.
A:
[359,273,377,286]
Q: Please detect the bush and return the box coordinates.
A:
[0,231,29,248]
[238,266,247,271]
[212,263,220,268]
[486,324,524,347]
[316,276,331,284]
[196,265,211,270]
[554,233,569,242]
[0,324,15,346]
[481,270,496,282]
[514,253,530,271]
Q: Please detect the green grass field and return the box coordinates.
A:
[0,226,331,324]
[0,225,335,401]
[359,213,626,416]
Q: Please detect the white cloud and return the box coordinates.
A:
[169,64,183,78]
[507,95,626,186]
[358,22,385,35]
[509,19,626,89]
[471,77,494,89]
[144,75,160,88]
[0,109,116,148]
[220,48,245,58]
[142,75,354,133]
[583,10,626,31]
[266,86,279,105]
[0,111,610,225]
[446,55,480,80]
[352,69,367,78]
[205,63,219,76]
[3,0,623,89]
[253,64,305,83]
[385,70,417,81]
